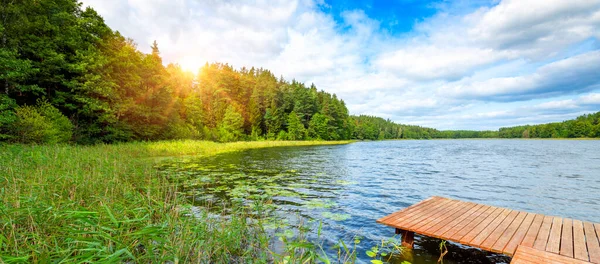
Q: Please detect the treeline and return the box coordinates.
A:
[498,112,600,138]
[351,115,438,140]
[0,0,357,144]
[350,115,500,139]
[0,0,464,144]
[1,1,598,145]
[350,112,600,140]
[433,130,498,139]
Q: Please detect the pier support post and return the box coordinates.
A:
[396,228,414,249]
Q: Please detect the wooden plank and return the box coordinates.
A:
[546,217,563,254]
[388,198,452,228]
[397,199,460,230]
[585,222,600,264]
[436,204,486,239]
[572,220,588,262]
[381,196,443,224]
[533,215,554,251]
[462,208,510,246]
[405,199,463,230]
[442,205,493,240]
[596,223,600,248]
[377,196,439,224]
[520,214,544,248]
[480,210,522,252]
[420,202,479,237]
[456,206,501,243]
[382,197,446,227]
[377,197,600,264]
[511,245,592,264]
[411,200,475,233]
[387,197,453,228]
[489,211,528,254]
[560,218,574,258]
[377,196,440,224]
[503,213,536,255]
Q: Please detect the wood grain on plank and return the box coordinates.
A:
[546,217,563,254]
[463,208,510,246]
[480,210,522,252]
[444,205,495,240]
[560,218,574,258]
[413,201,476,234]
[377,196,438,224]
[437,204,486,239]
[572,220,588,262]
[512,245,592,264]
[420,202,478,237]
[520,214,544,248]
[533,215,554,251]
[584,222,600,264]
[489,211,528,254]
[433,203,483,238]
[503,213,536,255]
[457,206,502,243]
[406,199,463,230]
[387,197,453,228]
[397,199,460,230]
[378,196,441,225]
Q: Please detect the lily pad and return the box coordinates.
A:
[304,199,336,209]
[322,212,351,221]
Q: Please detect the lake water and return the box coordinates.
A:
[158,140,600,263]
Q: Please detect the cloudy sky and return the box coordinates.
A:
[80,0,600,130]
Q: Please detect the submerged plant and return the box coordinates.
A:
[438,240,448,264]
[365,236,407,264]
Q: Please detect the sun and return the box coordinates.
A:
[179,56,203,73]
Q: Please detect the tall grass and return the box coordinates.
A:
[0,140,352,263]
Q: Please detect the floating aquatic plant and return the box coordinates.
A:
[304,199,337,209]
[321,212,351,221]
[335,179,358,185]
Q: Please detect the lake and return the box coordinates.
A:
[157,139,600,263]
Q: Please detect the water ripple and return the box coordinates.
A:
[158,139,600,264]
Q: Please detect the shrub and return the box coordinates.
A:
[12,100,73,144]
[276,130,287,140]
[0,95,17,140]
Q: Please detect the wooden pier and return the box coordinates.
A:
[377,196,600,263]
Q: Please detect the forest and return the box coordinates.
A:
[497,112,600,139]
[1,0,599,145]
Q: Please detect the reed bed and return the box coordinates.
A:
[0,140,352,263]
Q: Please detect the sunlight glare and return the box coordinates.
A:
[179,57,203,73]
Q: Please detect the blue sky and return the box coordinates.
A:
[321,0,439,33]
[321,0,496,34]
[80,0,600,130]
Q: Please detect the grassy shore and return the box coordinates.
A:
[0,140,353,263]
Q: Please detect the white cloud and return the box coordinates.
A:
[534,100,578,110]
[468,0,600,58]
[579,93,600,104]
[441,51,600,101]
[375,0,600,82]
[375,46,502,81]
[79,0,600,130]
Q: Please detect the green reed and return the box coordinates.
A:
[0,140,352,263]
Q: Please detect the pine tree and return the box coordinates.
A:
[218,105,244,142]
[308,113,329,140]
[286,111,306,140]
